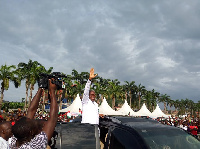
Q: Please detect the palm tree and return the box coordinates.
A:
[17,60,51,108]
[143,90,152,111]
[97,77,111,103]
[151,89,160,111]
[183,98,191,114]
[63,74,81,103]
[174,99,180,112]
[28,62,44,107]
[107,79,121,109]
[17,60,42,109]
[71,69,79,82]
[17,60,34,109]
[124,81,136,108]
[159,94,171,113]
[63,74,73,99]
[0,64,19,110]
[187,99,195,116]
[135,83,146,109]
[122,84,128,102]
[179,99,186,115]
[167,99,174,115]
[92,81,103,104]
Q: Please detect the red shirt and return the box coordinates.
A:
[189,126,198,135]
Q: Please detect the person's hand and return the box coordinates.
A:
[99,114,104,118]
[89,68,97,80]
[49,78,57,92]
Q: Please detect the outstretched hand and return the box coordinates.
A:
[89,68,98,80]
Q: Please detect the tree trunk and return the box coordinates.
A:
[129,91,132,108]
[112,97,115,109]
[28,85,34,107]
[125,92,127,101]
[138,94,141,109]
[24,83,29,110]
[164,102,167,113]
[0,87,4,111]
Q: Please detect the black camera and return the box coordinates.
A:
[38,72,66,90]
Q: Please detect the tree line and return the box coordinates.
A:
[0,59,200,116]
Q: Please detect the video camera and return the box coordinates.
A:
[38,72,66,90]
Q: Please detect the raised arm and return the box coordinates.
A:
[89,68,97,80]
[42,79,58,142]
[26,88,43,119]
[82,68,97,103]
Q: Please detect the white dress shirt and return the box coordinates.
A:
[81,79,99,125]
[0,137,10,149]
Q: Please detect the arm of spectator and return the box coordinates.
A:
[42,79,58,142]
[26,88,43,119]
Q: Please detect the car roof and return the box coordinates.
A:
[108,116,180,131]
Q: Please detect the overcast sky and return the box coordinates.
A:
[0,0,200,106]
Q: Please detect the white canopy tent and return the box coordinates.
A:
[59,94,82,114]
[134,103,152,117]
[117,100,136,116]
[150,104,168,118]
[99,97,121,115]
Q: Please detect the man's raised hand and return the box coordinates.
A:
[89,68,98,80]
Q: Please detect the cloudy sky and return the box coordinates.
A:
[0,0,200,106]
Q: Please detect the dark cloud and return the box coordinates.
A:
[0,0,200,104]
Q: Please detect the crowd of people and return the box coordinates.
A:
[157,116,200,139]
[0,68,200,148]
[0,68,101,149]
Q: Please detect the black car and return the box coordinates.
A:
[99,116,200,149]
[51,116,200,149]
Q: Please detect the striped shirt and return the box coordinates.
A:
[9,131,47,149]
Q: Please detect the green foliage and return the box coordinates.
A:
[2,101,25,112]
[0,59,200,115]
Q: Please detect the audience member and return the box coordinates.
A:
[9,78,58,149]
[0,121,12,148]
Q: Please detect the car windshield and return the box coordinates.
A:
[136,127,200,149]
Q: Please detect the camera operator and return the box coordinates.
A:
[9,78,58,149]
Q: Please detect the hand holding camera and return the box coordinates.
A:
[38,72,66,90]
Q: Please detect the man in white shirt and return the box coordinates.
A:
[0,121,12,149]
[81,68,101,149]
[81,68,99,125]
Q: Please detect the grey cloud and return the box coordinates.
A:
[0,0,200,103]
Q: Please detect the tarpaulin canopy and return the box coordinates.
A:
[117,100,136,116]
[134,103,152,117]
[150,104,168,118]
[59,94,82,113]
[99,98,121,115]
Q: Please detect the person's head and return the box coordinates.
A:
[35,119,46,134]
[89,90,96,102]
[0,121,12,141]
[11,117,37,142]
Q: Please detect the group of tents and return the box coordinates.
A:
[59,94,169,118]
